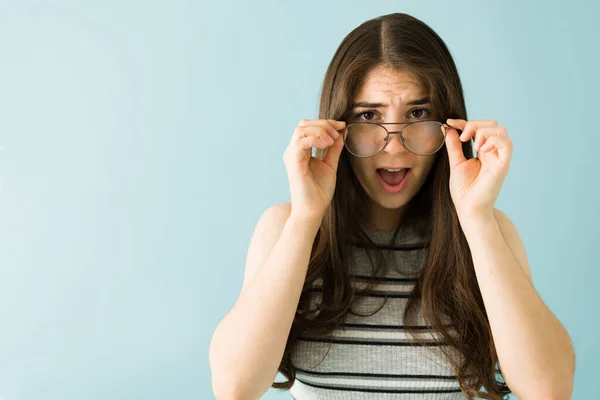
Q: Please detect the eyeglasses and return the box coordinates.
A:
[336,120,448,158]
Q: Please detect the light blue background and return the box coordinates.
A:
[0,0,597,399]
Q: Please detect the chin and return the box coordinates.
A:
[376,194,412,210]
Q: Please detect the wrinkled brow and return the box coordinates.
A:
[350,96,430,109]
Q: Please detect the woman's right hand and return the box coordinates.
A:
[283,119,347,223]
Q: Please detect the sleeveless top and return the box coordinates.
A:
[288,225,466,399]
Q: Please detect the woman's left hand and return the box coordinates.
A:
[443,118,513,219]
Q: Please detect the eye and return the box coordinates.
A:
[352,109,379,121]
[352,107,432,121]
[409,107,431,119]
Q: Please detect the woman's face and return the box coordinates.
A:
[347,65,439,230]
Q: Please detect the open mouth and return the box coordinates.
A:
[376,168,411,193]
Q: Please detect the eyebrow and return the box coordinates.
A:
[350,96,430,109]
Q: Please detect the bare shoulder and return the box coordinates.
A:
[241,202,292,293]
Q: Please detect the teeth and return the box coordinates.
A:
[384,168,404,172]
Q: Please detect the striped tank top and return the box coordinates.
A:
[289,225,466,399]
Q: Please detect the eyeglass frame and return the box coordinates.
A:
[336,120,451,158]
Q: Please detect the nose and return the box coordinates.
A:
[382,132,408,156]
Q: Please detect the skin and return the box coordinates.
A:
[347,65,439,231]
[349,66,575,398]
[210,63,575,399]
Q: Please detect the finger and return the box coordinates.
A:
[298,119,343,141]
[479,135,512,152]
[447,119,498,142]
[297,119,315,127]
[298,130,334,149]
[326,119,347,136]
[316,119,343,141]
[478,135,513,162]
[322,134,345,170]
[295,126,335,146]
[445,118,467,131]
[284,132,330,166]
[324,119,346,141]
[284,135,326,166]
[473,126,508,152]
[442,124,466,169]
[462,119,499,142]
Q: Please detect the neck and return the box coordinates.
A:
[365,201,408,232]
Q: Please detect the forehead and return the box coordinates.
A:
[353,66,426,102]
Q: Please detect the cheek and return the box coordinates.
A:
[416,155,438,180]
[349,158,374,183]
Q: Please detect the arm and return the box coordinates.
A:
[459,208,575,400]
[209,202,320,400]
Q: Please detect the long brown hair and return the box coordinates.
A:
[273,13,511,399]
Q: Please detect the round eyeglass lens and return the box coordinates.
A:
[343,123,387,157]
[402,121,445,155]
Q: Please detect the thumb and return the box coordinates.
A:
[322,134,345,171]
[443,124,466,169]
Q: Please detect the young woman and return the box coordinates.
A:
[209,13,575,400]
